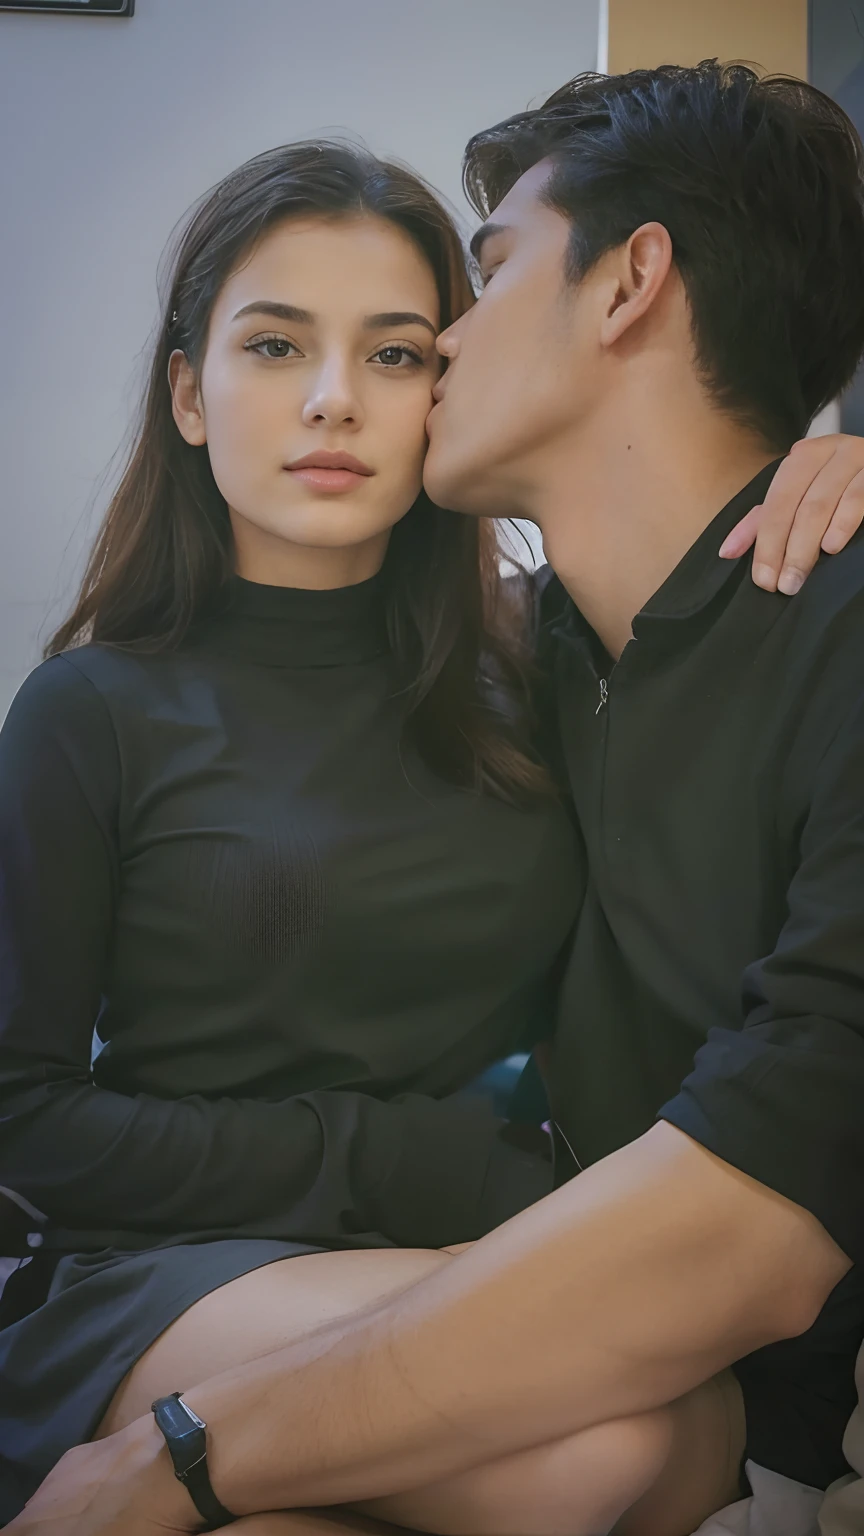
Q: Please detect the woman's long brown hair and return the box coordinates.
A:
[48,142,549,802]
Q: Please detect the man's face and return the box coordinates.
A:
[424,161,596,518]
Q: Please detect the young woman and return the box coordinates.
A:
[1,141,863,1536]
[0,141,581,1524]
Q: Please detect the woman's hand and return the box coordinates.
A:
[5,1420,202,1536]
[720,433,864,593]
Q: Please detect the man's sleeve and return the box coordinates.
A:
[660,692,864,1265]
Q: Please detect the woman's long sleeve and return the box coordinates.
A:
[0,660,550,1253]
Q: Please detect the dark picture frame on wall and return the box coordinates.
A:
[809,0,864,432]
[0,0,133,13]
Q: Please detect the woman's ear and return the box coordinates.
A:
[168,349,207,446]
[599,221,675,349]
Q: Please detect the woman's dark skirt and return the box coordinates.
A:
[0,1237,321,1524]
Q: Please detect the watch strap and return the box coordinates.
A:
[152,1392,237,1529]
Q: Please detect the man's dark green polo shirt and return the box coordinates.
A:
[544,461,864,1271]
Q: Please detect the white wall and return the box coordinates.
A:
[0,0,599,717]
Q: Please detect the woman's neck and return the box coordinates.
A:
[230,508,390,591]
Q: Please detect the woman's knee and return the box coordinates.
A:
[360,1409,675,1536]
[371,1370,743,1536]
[229,1515,397,1536]
[613,1370,746,1536]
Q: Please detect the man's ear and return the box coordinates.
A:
[168,349,207,446]
[598,222,675,349]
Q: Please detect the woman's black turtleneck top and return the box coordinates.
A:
[0,575,580,1255]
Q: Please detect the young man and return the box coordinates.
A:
[10,61,864,1535]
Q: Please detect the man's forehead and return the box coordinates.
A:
[489,158,556,224]
[470,160,566,265]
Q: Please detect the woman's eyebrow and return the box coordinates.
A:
[232,301,314,324]
[363,312,437,337]
[230,302,436,336]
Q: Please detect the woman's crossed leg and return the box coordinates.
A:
[96,1248,745,1536]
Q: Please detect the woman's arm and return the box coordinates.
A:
[0,659,549,1253]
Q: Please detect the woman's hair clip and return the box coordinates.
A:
[167,308,180,336]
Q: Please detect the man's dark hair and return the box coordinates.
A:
[463,62,864,450]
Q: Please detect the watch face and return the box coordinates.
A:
[155,1395,205,1450]
[0,1,134,12]
[181,1401,207,1432]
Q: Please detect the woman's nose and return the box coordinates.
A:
[301,357,363,429]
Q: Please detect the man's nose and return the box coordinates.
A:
[436,320,461,362]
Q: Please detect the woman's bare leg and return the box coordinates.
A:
[359,1409,676,1536]
[230,1514,407,1536]
[96,1248,452,1436]
[614,1370,746,1536]
[358,1370,744,1536]
[96,1248,745,1536]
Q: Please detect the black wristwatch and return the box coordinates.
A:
[151,1392,237,1530]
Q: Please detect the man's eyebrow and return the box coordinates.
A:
[232,301,315,324]
[363,311,437,337]
[469,221,510,264]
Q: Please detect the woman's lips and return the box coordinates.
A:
[285,453,374,494]
[287,466,369,493]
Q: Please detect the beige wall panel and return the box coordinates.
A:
[608,0,808,79]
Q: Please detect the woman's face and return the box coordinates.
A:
[170,214,441,584]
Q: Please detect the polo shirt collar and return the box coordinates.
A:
[636,458,783,630]
[546,458,784,654]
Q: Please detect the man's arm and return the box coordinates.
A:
[40,1121,844,1535]
[662,682,864,1268]
[192,1125,849,1512]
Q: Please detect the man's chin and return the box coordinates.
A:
[423,452,489,518]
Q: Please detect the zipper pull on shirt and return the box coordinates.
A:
[595,678,609,715]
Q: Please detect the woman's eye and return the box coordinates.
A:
[372,345,422,368]
[245,335,299,360]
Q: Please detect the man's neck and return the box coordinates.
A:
[530,384,778,659]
